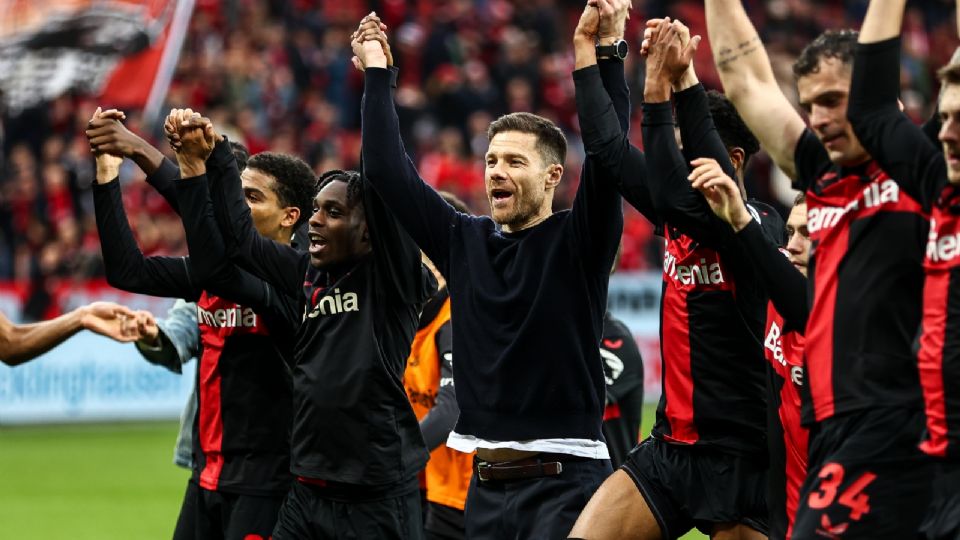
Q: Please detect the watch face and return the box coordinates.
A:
[616,40,628,59]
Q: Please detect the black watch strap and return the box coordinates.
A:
[596,39,628,60]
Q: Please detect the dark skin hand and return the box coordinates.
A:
[85,109,166,175]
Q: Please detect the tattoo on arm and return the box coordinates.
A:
[715,36,762,70]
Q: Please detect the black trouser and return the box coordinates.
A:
[425,500,465,540]
[272,479,423,540]
[172,478,286,540]
[464,457,611,540]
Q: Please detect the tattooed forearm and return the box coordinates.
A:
[715,35,762,70]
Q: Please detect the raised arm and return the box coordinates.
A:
[846,0,944,209]
[88,110,198,299]
[86,110,182,212]
[641,21,731,245]
[705,0,806,182]
[191,123,306,298]
[690,159,808,329]
[354,19,458,276]
[176,175,301,335]
[573,2,657,224]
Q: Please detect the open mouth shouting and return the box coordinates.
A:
[308,231,327,255]
[490,188,514,208]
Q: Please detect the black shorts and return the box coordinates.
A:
[621,437,768,539]
[919,461,960,540]
[272,478,423,540]
[172,478,286,540]
[793,407,934,540]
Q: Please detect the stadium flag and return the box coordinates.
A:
[0,0,194,122]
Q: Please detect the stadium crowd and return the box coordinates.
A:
[2,0,959,314]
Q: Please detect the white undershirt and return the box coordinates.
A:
[446,432,610,460]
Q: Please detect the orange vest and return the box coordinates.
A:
[404,297,473,510]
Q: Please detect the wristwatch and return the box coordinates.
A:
[596,39,628,61]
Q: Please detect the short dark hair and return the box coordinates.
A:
[246,152,317,228]
[793,29,858,78]
[316,169,363,208]
[708,90,760,165]
[438,190,471,214]
[794,192,807,206]
[938,63,960,86]
[230,141,249,171]
[487,112,567,167]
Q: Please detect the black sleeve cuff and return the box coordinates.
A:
[177,174,207,188]
[365,67,394,91]
[91,178,121,193]
[673,83,706,109]
[208,136,234,167]
[641,101,674,126]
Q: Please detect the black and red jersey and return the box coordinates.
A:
[793,129,928,425]
[193,292,293,495]
[918,191,960,460]
[93,172,299,498]
[763,302,808,538]
[650,212,778,457]
[847,37,960,462]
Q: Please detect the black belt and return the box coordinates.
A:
[474,453,588,482]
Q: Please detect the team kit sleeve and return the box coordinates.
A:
[847,37,946,210]
[92,179,199,300]
[204,138,308,298]
[175,173,302,334]
[642,101,732,247]
[360,67,461,278]
[735,220,810,331]
[418,321,459,451]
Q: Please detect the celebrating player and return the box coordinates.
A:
[705,0,934,536]
[352,3,624,536]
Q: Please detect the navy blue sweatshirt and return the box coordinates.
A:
[361,66,623,442]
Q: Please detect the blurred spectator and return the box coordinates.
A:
[1,0,958,298]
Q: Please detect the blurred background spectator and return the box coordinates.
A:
[1,0,957,320]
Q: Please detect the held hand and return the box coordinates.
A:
[573,1,601,43]
[688,158,752,231]
[640,18,663,57]
[89,108,124,183]
[176,113,216,177]
[133,310,160,345]
[86,109,145,157]
[645,20,701,90]
[79,302,139,343]
[596,0,632,44]
[351,12,391,71]
[164,108,185,151]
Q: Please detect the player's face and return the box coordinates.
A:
[307,180,369,270]
[785,202,810,276]
[797,58,869,167]
[484,131,561,232]
[939,84,960,184]
[241,168,299,243]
